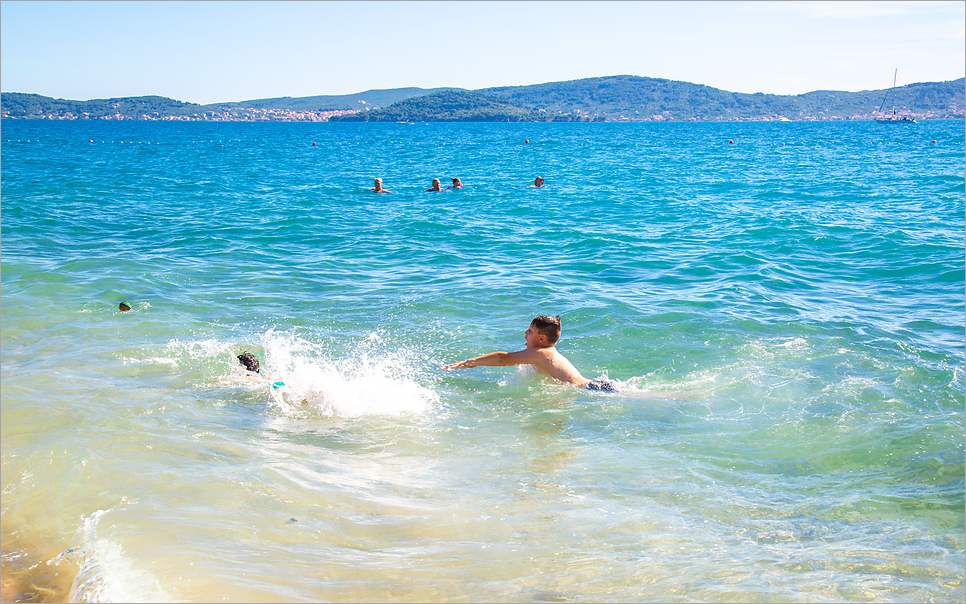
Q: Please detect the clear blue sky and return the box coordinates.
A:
[2,1,963,104]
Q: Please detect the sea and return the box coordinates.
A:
[1,118,963,603]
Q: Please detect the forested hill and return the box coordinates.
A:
[1,93,200,120]
[0,88,457,121]
[3,75,963,121]
[477,75,965,121]
[328,90,585,122]
[214,87,457,111]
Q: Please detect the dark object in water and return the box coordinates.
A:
[587,377,618,392]
[238,352,260,373]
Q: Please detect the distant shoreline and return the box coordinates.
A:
[3,115,961,123]
[4,75,962,122]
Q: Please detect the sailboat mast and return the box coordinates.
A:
[876,68,897,116]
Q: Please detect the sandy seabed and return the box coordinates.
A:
[0,554,76,603]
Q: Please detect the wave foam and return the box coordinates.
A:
[258,329,438,417]
[54,509,174,603]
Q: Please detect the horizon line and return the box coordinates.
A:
[4,73,965,106]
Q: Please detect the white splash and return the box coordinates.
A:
[58,509,174,603]
[258,328,438,418]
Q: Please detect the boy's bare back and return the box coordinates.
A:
[526,346,590,387]
[442,315,593,389]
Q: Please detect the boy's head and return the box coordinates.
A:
[530,315,561,346]
[238,352,260,373]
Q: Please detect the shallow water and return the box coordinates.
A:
[2,119,963,602]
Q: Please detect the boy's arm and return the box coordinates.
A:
[442,348,543,370]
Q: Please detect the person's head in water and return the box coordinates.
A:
[238,352,260,373]
[528,315,561,346]
[533,176,544,187]
[451,177,462,188]
[426,178,443,191]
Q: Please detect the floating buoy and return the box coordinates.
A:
[119,301,132,312]
[729,140,734,144]
[525,139,529,143]
[88,139,93,143]
[932,140,937,143]
[312,142,317,146]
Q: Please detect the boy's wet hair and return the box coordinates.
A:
[531,315,562,345]
[237,352,260,373]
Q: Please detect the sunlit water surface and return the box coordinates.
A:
[2,120,963,602]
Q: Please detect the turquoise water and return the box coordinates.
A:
[2,120,963,602]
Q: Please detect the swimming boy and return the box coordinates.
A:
[442,315,617,391]
[238,352,261,373]
[237,352,285,389]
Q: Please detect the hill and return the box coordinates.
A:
[328,90,585,122]
[0,93,201,120]
[209,87,460,112]
[0,88,462,121]
[3,76,963,121]
[478,75,965,121]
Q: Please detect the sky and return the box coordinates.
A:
[1,1,963,105]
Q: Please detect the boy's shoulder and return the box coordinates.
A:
[512,345,555,361]
[536,345,563,356]
[529,345,564,364]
